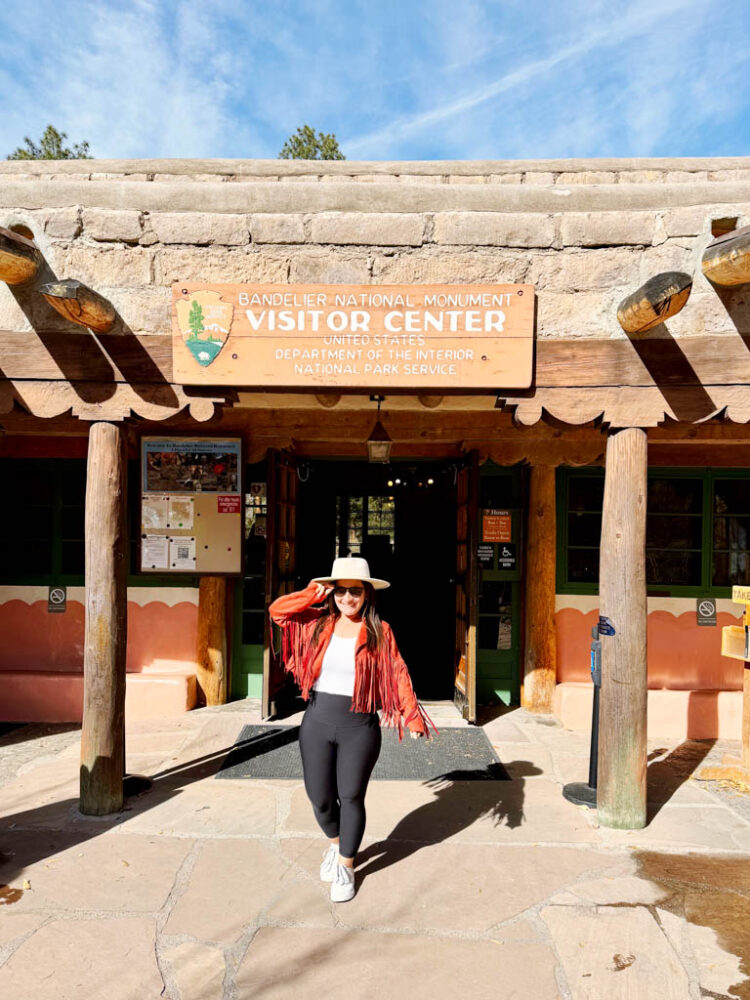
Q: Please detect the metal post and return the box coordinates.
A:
[562,626,601,808]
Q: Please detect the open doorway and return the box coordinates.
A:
[296,460,457,700]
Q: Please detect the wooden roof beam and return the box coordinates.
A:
[0,226,41,285]
[39,279,117,334]
[702,224,750,287]
[617,272,692,334]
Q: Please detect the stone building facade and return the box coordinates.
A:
[1,157,749,749]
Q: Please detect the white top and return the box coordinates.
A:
[313,634,357,697]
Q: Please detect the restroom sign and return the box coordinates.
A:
[483,510,512,543]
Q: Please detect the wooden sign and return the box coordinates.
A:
[171,283,535,390]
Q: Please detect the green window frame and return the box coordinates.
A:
[0,459,86,585]
[556,466,750,598]
[0,458,196,587]
[334,494,396,558]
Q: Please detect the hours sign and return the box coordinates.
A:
[172,283,535,390]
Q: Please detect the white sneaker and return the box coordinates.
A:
[320,844,338,882]
[330,863,355,902]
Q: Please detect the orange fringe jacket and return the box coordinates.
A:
[268,584,438,741]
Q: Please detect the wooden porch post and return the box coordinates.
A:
[597,428,648,829]
[523,464,557,713]
[196,577,228,705]
[80,422,128,816]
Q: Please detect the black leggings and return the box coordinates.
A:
[298,691,382,859]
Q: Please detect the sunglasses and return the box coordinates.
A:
[333,586,365,598]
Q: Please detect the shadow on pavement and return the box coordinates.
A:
[0,731,274,885]
[356,761,542,883]
[646,739,716,820]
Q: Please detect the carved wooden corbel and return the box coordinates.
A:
[617,272,692,334]
[0,227,40,285]
[39,279,117,334]
[702,225,750,287]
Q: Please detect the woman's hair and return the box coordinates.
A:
[310,581,383,654]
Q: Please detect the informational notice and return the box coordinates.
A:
[477,544,494,566]
[482,510,512,544]
[169,536,196,570]
[172,283,535,391]
[142,496,169,530]
[218,495,242,514]
[169,497,195,530]
[142,535,169,570]
[140,437,242,575]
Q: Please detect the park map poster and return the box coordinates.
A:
[140,438,242,575]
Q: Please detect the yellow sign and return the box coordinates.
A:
[732,586,750,604]
[722,625,750,661]
[172,283,535,390]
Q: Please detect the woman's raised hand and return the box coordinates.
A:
[309,581,333,602]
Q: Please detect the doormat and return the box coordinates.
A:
[216,725,510,781]
[0,723,27,738]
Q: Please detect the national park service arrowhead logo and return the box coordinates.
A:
[176,290,233,367]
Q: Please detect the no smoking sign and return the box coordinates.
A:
[48,586,67,614]
[696,598,716,627]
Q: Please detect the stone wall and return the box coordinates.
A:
[1,157,749,342]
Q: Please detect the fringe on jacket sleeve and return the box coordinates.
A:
[268,584,326,690]
[403,702,440,740]
[382,623,440,741]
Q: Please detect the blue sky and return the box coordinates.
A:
[1,0,748,161]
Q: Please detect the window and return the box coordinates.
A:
[334,494,395,558]
[645,477,703,587]
[0,459,86,584]
[0,458,195,586]
[712,479,750,586]
[557,468,750,596]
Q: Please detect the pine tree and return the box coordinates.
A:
[279,125,345,160]
[188,301,204,339]
[7,125,92,160]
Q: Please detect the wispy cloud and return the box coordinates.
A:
[0,0,255,158]
[0,0,747,161]
[344,0,700,156]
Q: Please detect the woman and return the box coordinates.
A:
[269,556,437,902]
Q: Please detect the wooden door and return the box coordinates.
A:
[263,450,298,718]
[454,451,479,721]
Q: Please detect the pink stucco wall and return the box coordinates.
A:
[556,607,743,690]
[0,599,198,673]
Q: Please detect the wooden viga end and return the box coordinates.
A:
[617,271,692,334]
[0,227,41,285]
[39,279,117,334]
[702,225,750,287]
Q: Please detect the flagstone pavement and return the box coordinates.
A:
[1,702,749,1000]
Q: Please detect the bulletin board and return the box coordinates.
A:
[140,437,242,575]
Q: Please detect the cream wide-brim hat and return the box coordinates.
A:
[312,556,390,590]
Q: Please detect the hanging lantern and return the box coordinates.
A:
[367,395,391,463]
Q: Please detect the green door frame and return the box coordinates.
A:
[476,463,524,706]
